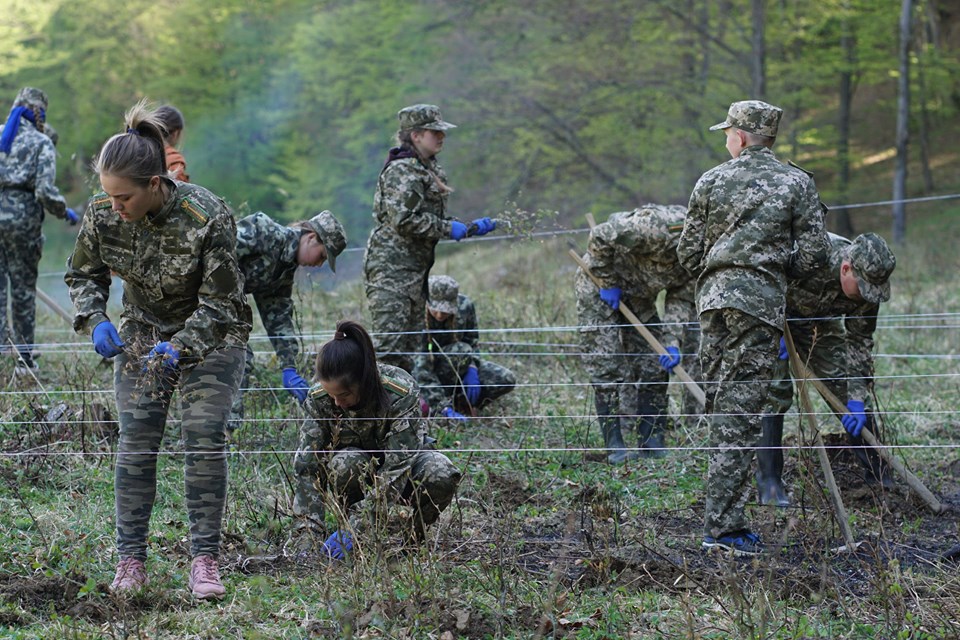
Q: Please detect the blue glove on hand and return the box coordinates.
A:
[469,217,496,236]
[92,321,125,358]
[322,530,353,561]
[778,337,789,360]
[442,406,468,421]
[450,221,468,241]
[462,366,481,405]
[146,342,180,370]
[65,208,79,225]
[599,287,622,310]
[282,367,309,403]
[841,400,867,437]
[659,346,682,372]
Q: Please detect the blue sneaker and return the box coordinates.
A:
[702,530,763,556]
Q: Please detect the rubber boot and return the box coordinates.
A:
[851,416,894,489]
[596,391,638,464]
[756,414,790,506]
[635,396,668,459]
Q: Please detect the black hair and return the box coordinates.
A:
[93,99,167,186]
[316,320,390,415]
[155,105,185,142]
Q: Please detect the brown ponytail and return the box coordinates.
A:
[93,99,168,186]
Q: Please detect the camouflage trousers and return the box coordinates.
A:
[113,344,243,560]
[421,350,516,413]
[365,283,425,373]
[227,344,258,431]
[294,443,461,537]
[699,308,780,538]
[0,217,42,362]
[768,318,848,415]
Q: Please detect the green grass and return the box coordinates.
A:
[2,206,960,638]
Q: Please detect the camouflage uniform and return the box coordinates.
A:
[293,363,461,540]
[576,206,699,458]
[232,211,346,424]
[677,100,830,539]
[65,179,252,560]
[0,88,68,365]
[765,233,896,487]
[413,275,516,413]
[363,105,458,372]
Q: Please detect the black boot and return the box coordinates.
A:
[756,414,790,507]
[635,396,668,459]
[851,416,894,489]
[596,391,637,464]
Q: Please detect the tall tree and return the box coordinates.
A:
[893,0,914,245]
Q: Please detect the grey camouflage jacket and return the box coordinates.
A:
[0,118,67,225]
[65,179,251,358]
[236,212,301,368]
[677,145,830,328]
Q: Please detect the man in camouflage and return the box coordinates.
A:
[293,362,461,545]
[576,205,700,463]
[232,210,346,429]
[413,275,516,419]
[364,104,494,372]
[0,87,76,370]
[678,100,830,555]
[758,232,897,505]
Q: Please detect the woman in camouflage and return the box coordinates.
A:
[64,100,251,600]
[293,320,461,558]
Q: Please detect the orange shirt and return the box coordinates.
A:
[165,144,189,182]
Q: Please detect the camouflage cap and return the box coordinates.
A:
[709,100,782,137]
[13,87,48,111]
[305,210,347,273]
[427,275,459,315]
[398,104,456,132]
[847,233,896,304]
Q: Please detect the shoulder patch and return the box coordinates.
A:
[92,194,112,210]
[309,385,328,399]
[787,160,814,178]
[180,197,209,225]
[381,374,411,397]
[668,223,684,233]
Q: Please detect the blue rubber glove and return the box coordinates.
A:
[599,287,622,310]
[65,208,79,225]
[442,406,468,421]
[778,337,789,360]
[659,346,682,372]
[841,400,867,437]
[146,342,180,370]
[469,217,496,236]
[322,530,353,561]
[462,366,481,405]
[92,321,125,358]
[450,221,468,241]
[282,367,309,403]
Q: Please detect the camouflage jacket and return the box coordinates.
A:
[302,364,427,494]
[677,146,830,329]
[235,212,301,368]
[786,234,881,401]
[413,293,480,407]
[65,179,251,358]
[0,118,67,226]
[364,155,453,297]
[588,205,696,346]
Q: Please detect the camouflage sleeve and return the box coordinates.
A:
[413,356,450,410]
[844,305,879,402]
[376,402,428,495]
[661,279,697,349]
[677,175,710,275]
[587,221,621,287]
[787,177,830,279]
[64,207,112,334]
[33,137,67,220]
[171,213,246,357]
[253,285,299,369]
[460,298,480,350]
[380,164,452,241]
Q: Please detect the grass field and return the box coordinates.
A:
[1,200,959,639]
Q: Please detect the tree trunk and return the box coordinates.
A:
[892,0,914,245]
[751,0,766,98]
[834,6,855,237]
[915,4,935,194]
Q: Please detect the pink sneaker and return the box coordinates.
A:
[189,555,226,600]
[110,557,148,594]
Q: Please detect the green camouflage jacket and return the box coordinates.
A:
[414,293,480,407]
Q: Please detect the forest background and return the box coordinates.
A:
[3,0,960,260]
